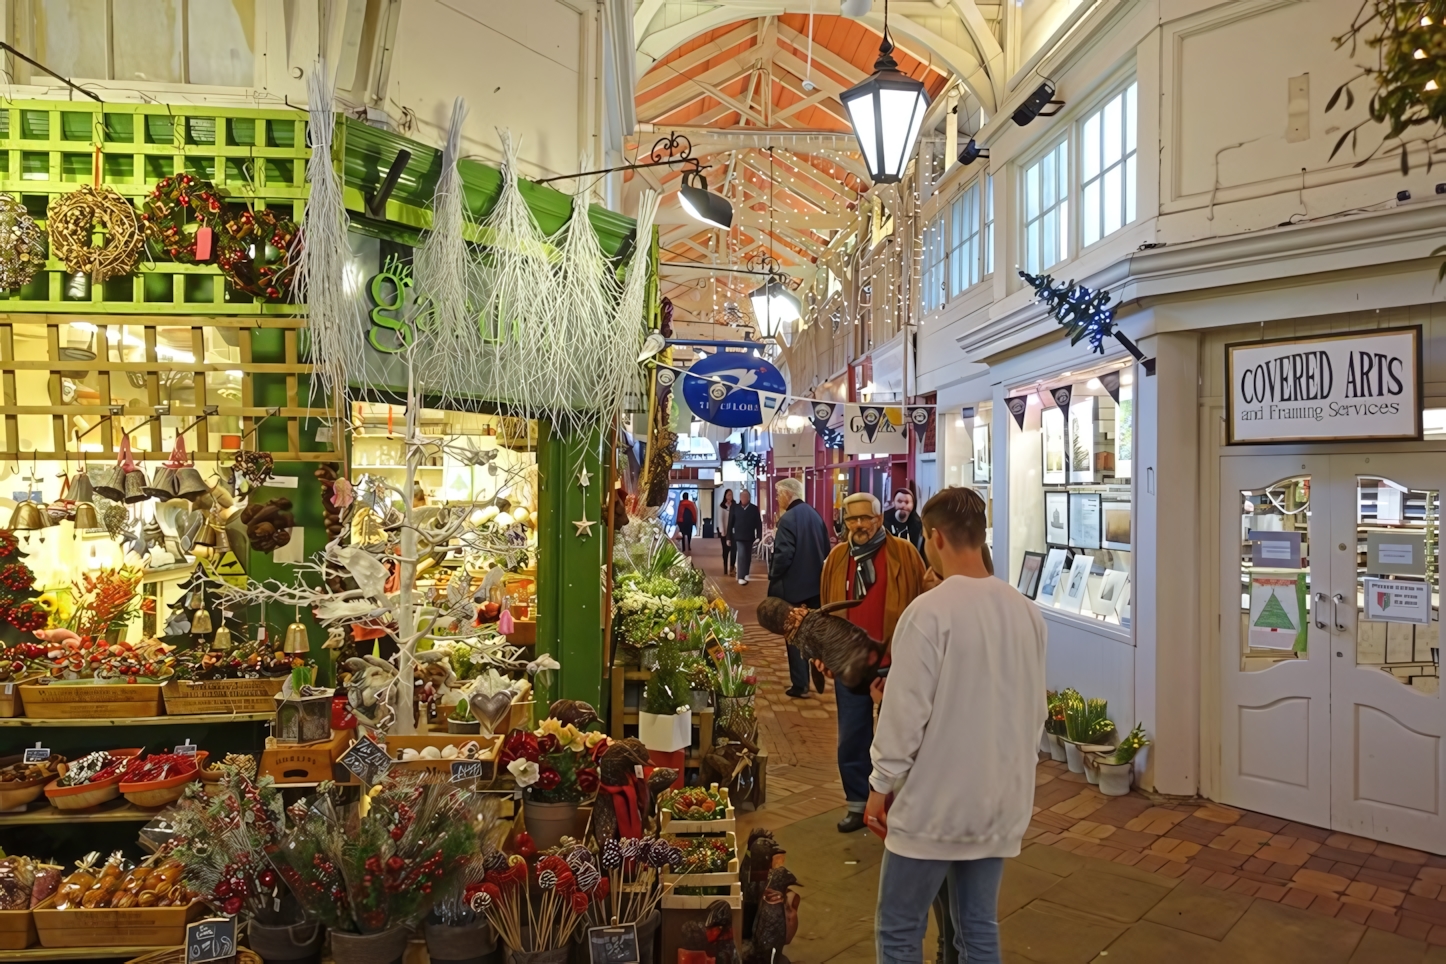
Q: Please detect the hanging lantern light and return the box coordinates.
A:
[678,170,733,230]
[840,0,932,185]
[748,271,802,340]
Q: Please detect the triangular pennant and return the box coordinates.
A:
[1100,370,1122,404]
[857,404,885,443]
[757,391,785,425]
[705,378,733,419]
[1050,384,1073,424]
[655,366,679,396]
[1006,395,1029,430]
[906,405,933,442]
[809,401,838,438]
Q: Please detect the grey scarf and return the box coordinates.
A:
[849,528,887,600]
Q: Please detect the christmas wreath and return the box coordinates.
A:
[47,185,143,284]
[0,193,45,292]
[217,207,298,301]
[139,173,226,263]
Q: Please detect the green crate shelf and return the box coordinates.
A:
[0,101,310,316]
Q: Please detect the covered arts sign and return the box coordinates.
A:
[1226,328,1422,444]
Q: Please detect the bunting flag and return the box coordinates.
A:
[907,405,932,442]
[655,367,678,393]
[757,391,786,424]
[857,404,885,443]
[705,379,733,420]
[1006,395,1029,430]
[809,400,838,438]
[1100,370,1122,404]
[1050,384,1073,423]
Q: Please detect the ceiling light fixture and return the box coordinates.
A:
[678,170,732,229]
[840,0,931,184]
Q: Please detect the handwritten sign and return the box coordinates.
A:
[588,923,640,964]
[175,740,199,758]
[340,738,392,785]
[22,743,48,764]
[187,916,236,963]
[450,760,488,783]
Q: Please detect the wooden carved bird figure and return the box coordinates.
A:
[756,596,885,693]
[740,827,785,939]
[743,867,798,964]
[547,698,598,729]
[592,738,679,840]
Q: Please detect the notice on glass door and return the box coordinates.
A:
[1362,578,1432,625]
[1249,573,1308,651]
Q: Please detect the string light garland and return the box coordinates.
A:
[47,185,143,284]
[0,193,44,292]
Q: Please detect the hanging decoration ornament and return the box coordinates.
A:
[47,185,143,284]
[139,173,225,263]
[217,207,299,301]
[233,450,276,489]
[0,193,45,292]
[1019,270,1152,372]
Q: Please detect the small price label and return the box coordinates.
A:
[175,740,199,758]
[340,738,392,785]
[186,916,236,963]
[450,760,487,783]
[22,743,48,764]
[267,475,299,489]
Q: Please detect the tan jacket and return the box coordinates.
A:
[820,532,926,649]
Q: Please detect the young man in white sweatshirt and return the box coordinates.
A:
[865,486,1047,964]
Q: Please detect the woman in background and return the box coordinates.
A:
[718,488,736,576]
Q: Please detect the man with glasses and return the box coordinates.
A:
[819,492,925,833]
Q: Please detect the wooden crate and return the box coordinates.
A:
[32,897,203,947]
[0,677,39,718]
[386,733,503,779]
[0,908,35,950]
[661,903,742,964]
[660,804,736,836]
[17,682,163,719]
[161,676,287,715]
[259,728,353,784]
[661,833,740,910]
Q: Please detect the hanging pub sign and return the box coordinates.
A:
[1226,327,1422,444]
[681,352,789,428]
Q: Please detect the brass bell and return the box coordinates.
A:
[71,471,94,505]
[7,501,47,531]
[144,466,178,501]
[91,465,126,502]
[185,588,204,609]
[283,618,310,655]
[72,501,99,531]
[190,607,213,635]
[210,623,233,651]
[193,519,220,548]
[121,467,148,504]
[174,467,209,501]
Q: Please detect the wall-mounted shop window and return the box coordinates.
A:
[923,214,947,313]
[1024,140,1069,274]
[942,402,992,489]
[1008,363,1134,627]
[949,182,981,296]
[1081,82,1138,248]
[983,174,995,277]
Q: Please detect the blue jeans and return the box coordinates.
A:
[785,596,820,693]
[835,675,874,810]
[877,851,1004,964]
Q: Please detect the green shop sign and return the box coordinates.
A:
[364,254,522,354]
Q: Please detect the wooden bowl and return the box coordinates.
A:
[0,752,64,810]
[120,752,206,809]
[44,749,140,810]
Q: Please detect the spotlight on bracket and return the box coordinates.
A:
[1012,81,1064,126]
[678,170,733,229]
[366,149,413,218]
[958,139,990,166]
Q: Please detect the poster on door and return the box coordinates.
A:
[1248,573,1308,651]
[1362,578,1432,625]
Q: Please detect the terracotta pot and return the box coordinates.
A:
[248,919,325,963]
[424,919,496,964]
[523,798,580,850]
[330,926,410,964]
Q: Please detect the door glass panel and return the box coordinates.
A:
[1356,477,1440,695]
[1239,477,1312,671]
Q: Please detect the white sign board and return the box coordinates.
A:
[1362,578,1432,625]
[1226,328,1421,444]
[770,433,815,469]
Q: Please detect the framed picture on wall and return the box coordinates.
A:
[1089,568,1129,618]
[1045,491,1069,546]
[1059,554,1094,613]
[1068,492,1102,549]
[1042,407,1067,485]
[1017,551,1046,599]
[1069,396,1095,484]
[1038,547,1069,603]
[972,417,991,483]
[1102,499,1132,551]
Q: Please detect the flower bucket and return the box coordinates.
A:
[329,926,410,964]
[1039,730,1053,757]
[523,798,581,850]
[509,949,569,964]
[424,919,497,964]
[1047,733,1068,762]
[715,695,757,743]
[1097,761,1134,796]
[248,919,325,963]
[690,689,712,710]
[635,909,661,964]
[638,708,692,753]
[1083,754,1100,785]
[1063,740,1085,773]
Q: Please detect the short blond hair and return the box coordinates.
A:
[842,492,881,516]
[776,477,805,502]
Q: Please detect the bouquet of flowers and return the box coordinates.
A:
[68,567,147,640]
[498,721,609,804]
[169,767,290,923]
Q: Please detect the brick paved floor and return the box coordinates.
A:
[682,537,1446,962]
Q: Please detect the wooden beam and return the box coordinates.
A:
[637,55,756,121]
[636,21,760,99]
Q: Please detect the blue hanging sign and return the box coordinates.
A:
[682,353,789,428]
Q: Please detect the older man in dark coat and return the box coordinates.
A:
[768,476,833,698]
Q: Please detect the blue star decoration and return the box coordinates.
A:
[1019,271,1151,372]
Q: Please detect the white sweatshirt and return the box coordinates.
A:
[869,574,1048,861]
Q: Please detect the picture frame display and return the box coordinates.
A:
[1101,499,1131,551]
[1059,554,1094,613]
[1045,491,1069,546]
[1038,547,1069,603]
[1068,492,1102,550]
[1068,396,1095,484]
[1115,387,1133,479]
[1089,568,1128,618]
[1017,550,1046,599]
[1042,407,1067,485]
[972,415,991,483]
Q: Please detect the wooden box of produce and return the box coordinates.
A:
[161,676,288,714]
[387,733,503,779]
[0,908,36,950]
[0,677,40,718]
[659,804,737,836]
[32,897,203,947]
[18,681,164,719]
[259,728,352,784]
[660,833,741,910]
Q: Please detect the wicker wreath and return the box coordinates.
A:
[47,185,143,283]
[217,206,299,301]
[0,193,44,292]
[138,173,226,263]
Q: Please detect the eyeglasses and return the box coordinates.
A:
[843,515,877,526]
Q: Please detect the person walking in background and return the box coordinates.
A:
[676,492,697,552]
[768,477,831,699]
[867,487,1047,963]
[718,489,736,576]
[820,492,925,833]
[728,489,762,585]
[884,487,925,557]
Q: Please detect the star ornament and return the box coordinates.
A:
[573,515,595,539]
[577,469,591,489]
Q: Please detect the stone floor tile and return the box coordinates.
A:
[1142,881,1254,940]
[1376,889,1406,908]
[1182,867,1215,885]
[1256,884,1288,901]
[1401,917,1436,941]
[999,860,1065,919]
[1094,920,1223,964]
[1230,879,1262,898]
[1206,872,1239,890]
[1310,894,1344,917]
[1283,888,1318,910]
[1430,925,1446,946]
[1295,869,1353,894]
[1192,804,1243,824]
[1213,898,1366,964]
[1136,854,1168,873]
[1338,901,1374,926]
[1256,845,1312,866]
[1347,927,1428,963]
[1422,869,1446,886]
[1367,908,1400,931]
[1157,862,1188,880]
[1376,844,1429,865]
[998,902,1127,964]
[1035,867,1173,923]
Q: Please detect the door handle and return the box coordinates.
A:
[1313,593,1328,630]
[1332,593,1348,632]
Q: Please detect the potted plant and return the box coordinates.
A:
[500,719,609,850]
[1062,693,1113,774]
[686,660,715,711]
[712,644,757,744]
[1096,723,1149,796]
[448,698,481,734]
[1044,691,1071,762]
[638,638,692,753]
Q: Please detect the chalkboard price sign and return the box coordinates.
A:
[450,759,488,783]
[588,923,640,964]
[187,916,236,963]
[339,738,392,785]
[22,743,48,764]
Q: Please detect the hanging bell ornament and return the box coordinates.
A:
[186,588,204,609]
[210,623,233,651]
[72,502,99,531]
[190,607,213,635]
[8,501,46,531]
[283,619,309,655]
[173,467,209,501]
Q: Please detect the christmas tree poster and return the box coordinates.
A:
[1249,573,1308,651]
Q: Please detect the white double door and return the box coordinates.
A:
[1220,452,1445,853]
